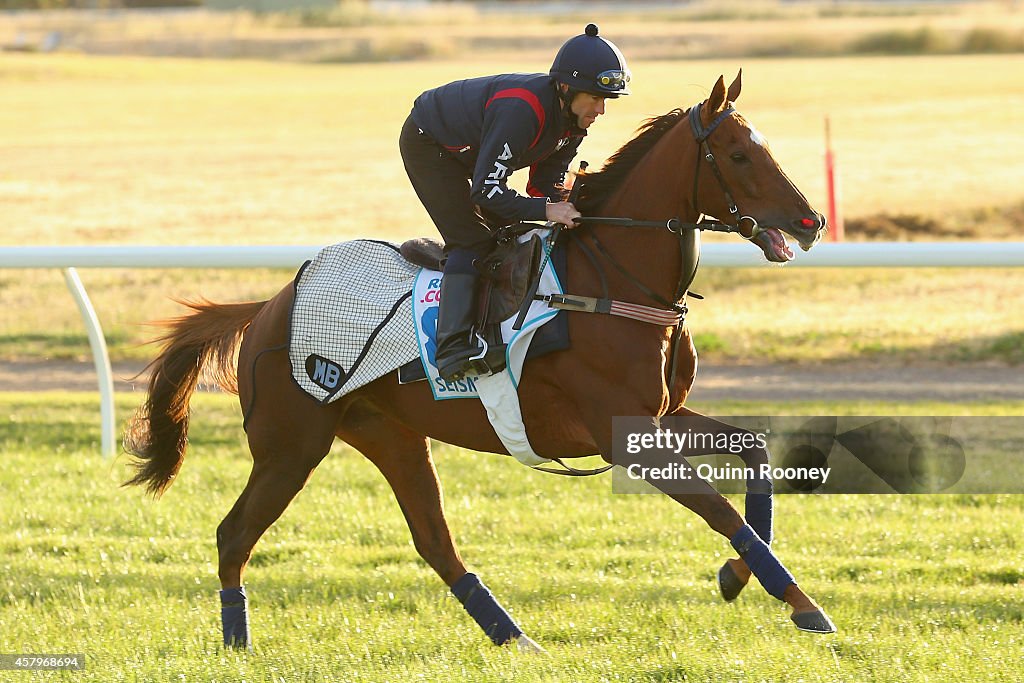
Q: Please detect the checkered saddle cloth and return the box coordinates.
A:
[289,239,420,403]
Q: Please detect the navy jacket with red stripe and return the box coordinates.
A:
[411,73,585,223]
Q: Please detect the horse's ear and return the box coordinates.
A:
[727,69,742,103]
[703,75,728,125]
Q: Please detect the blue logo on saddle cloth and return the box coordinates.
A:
[412,255,564,401]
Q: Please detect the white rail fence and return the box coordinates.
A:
[2,241,1023,458]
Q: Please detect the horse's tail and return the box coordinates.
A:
[123,298,268,497]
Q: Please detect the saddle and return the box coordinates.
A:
[400,232,544,377]
[400,233,544,325]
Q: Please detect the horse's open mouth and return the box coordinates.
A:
[762,227,794,262]
[760,223,823,262]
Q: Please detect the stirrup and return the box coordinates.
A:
[438,333,483,382]
[441,334,507,382]
[442,360,485,383]
[468,332,489,362]
[445,334,489,382]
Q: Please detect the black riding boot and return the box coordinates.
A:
[435,272,483,382]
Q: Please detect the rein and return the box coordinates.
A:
[575,216,739,233]
[553,100,759,325]
[560,214,739,318]
[532,457,614,477]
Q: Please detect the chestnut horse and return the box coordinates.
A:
[124,72,834,651]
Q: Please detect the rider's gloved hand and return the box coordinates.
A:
[545,201,581,228]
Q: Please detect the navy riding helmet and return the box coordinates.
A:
[550,23,631,97]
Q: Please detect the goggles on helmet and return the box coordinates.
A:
[594,69,630,93]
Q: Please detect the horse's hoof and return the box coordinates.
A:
[717,561,745,602]
[515,634,546,654]
[791,609,837,634]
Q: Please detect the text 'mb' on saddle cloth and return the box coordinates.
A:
[288,234,564,467]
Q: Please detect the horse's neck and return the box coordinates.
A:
[601,120,699,223]
[580,121,700,306]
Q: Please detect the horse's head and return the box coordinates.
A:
[692,70,826,262]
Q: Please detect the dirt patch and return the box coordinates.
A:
[846,213,973,240]
[0,360,152,394]
[686,362,1024,403]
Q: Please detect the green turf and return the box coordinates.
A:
[1,393,1022,681]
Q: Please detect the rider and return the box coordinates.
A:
[400,23,631,382]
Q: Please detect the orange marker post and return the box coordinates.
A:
[824,116,844,242]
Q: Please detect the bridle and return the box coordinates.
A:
[687,102,765,242]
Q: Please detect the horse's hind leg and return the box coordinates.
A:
[337,402,542,651]
[216,391,340,649]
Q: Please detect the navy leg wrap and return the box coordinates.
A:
[745,477,774,545]
[730,524,795,601]
[220,586,251,649]
[451,573,522,645]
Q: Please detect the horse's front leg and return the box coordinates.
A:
[662,406,768,601]
[654,405,835,633]
[584,403,835,634]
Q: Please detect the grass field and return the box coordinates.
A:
[1,393,1022,681]
[2,52,1023,366]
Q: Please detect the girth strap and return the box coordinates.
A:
[539,293,683,327]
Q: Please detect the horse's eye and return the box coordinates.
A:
[730,152,749,163]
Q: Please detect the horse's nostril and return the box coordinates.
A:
[794,215,823,231]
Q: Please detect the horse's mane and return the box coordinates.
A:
[576,107,689,213]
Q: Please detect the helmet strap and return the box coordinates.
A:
[557,83,578,125]
[556,83,574,107]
